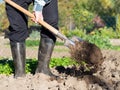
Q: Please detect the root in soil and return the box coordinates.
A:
[69,40,104,73]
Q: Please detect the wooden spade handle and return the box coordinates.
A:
[4,0,59,35]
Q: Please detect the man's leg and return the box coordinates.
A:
[6,0,32,78]
[35,0,59,79]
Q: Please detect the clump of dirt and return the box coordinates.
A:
[70,41,104,73]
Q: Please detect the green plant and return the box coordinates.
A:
[84,34,113,49]
[26,59,37,74]
[50,57,77,68]
[0,57,77,75]
[99,27,119,39]
[0,59,14,75]
[65,28,86,38]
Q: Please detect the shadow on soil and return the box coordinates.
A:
[56,65,113,90]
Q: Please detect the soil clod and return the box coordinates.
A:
[70,40,104,73]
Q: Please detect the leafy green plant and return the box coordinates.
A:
[0,59,14,75]
[64,28,86,38]
[50,57,77,68]
[26,59,37,74]
[0,57,77,75]
[98,27,119,39]
[85,34,112,49]
[61,27,120,50]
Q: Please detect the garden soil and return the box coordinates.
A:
[0,50,120,90]
[0,36,120,90]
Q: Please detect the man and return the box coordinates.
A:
[6,0,59,79]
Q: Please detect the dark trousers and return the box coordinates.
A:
[6,0,58,42]
[41,0,59,42]
[6,0,32,42]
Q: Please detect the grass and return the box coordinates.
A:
[109,45,120,51]
[26,39,64,47]
[26,40,39,47]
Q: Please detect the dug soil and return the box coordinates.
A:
[0,49,120,90]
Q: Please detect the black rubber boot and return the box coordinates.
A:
[10,42,26,78]
[35,37,59,80]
